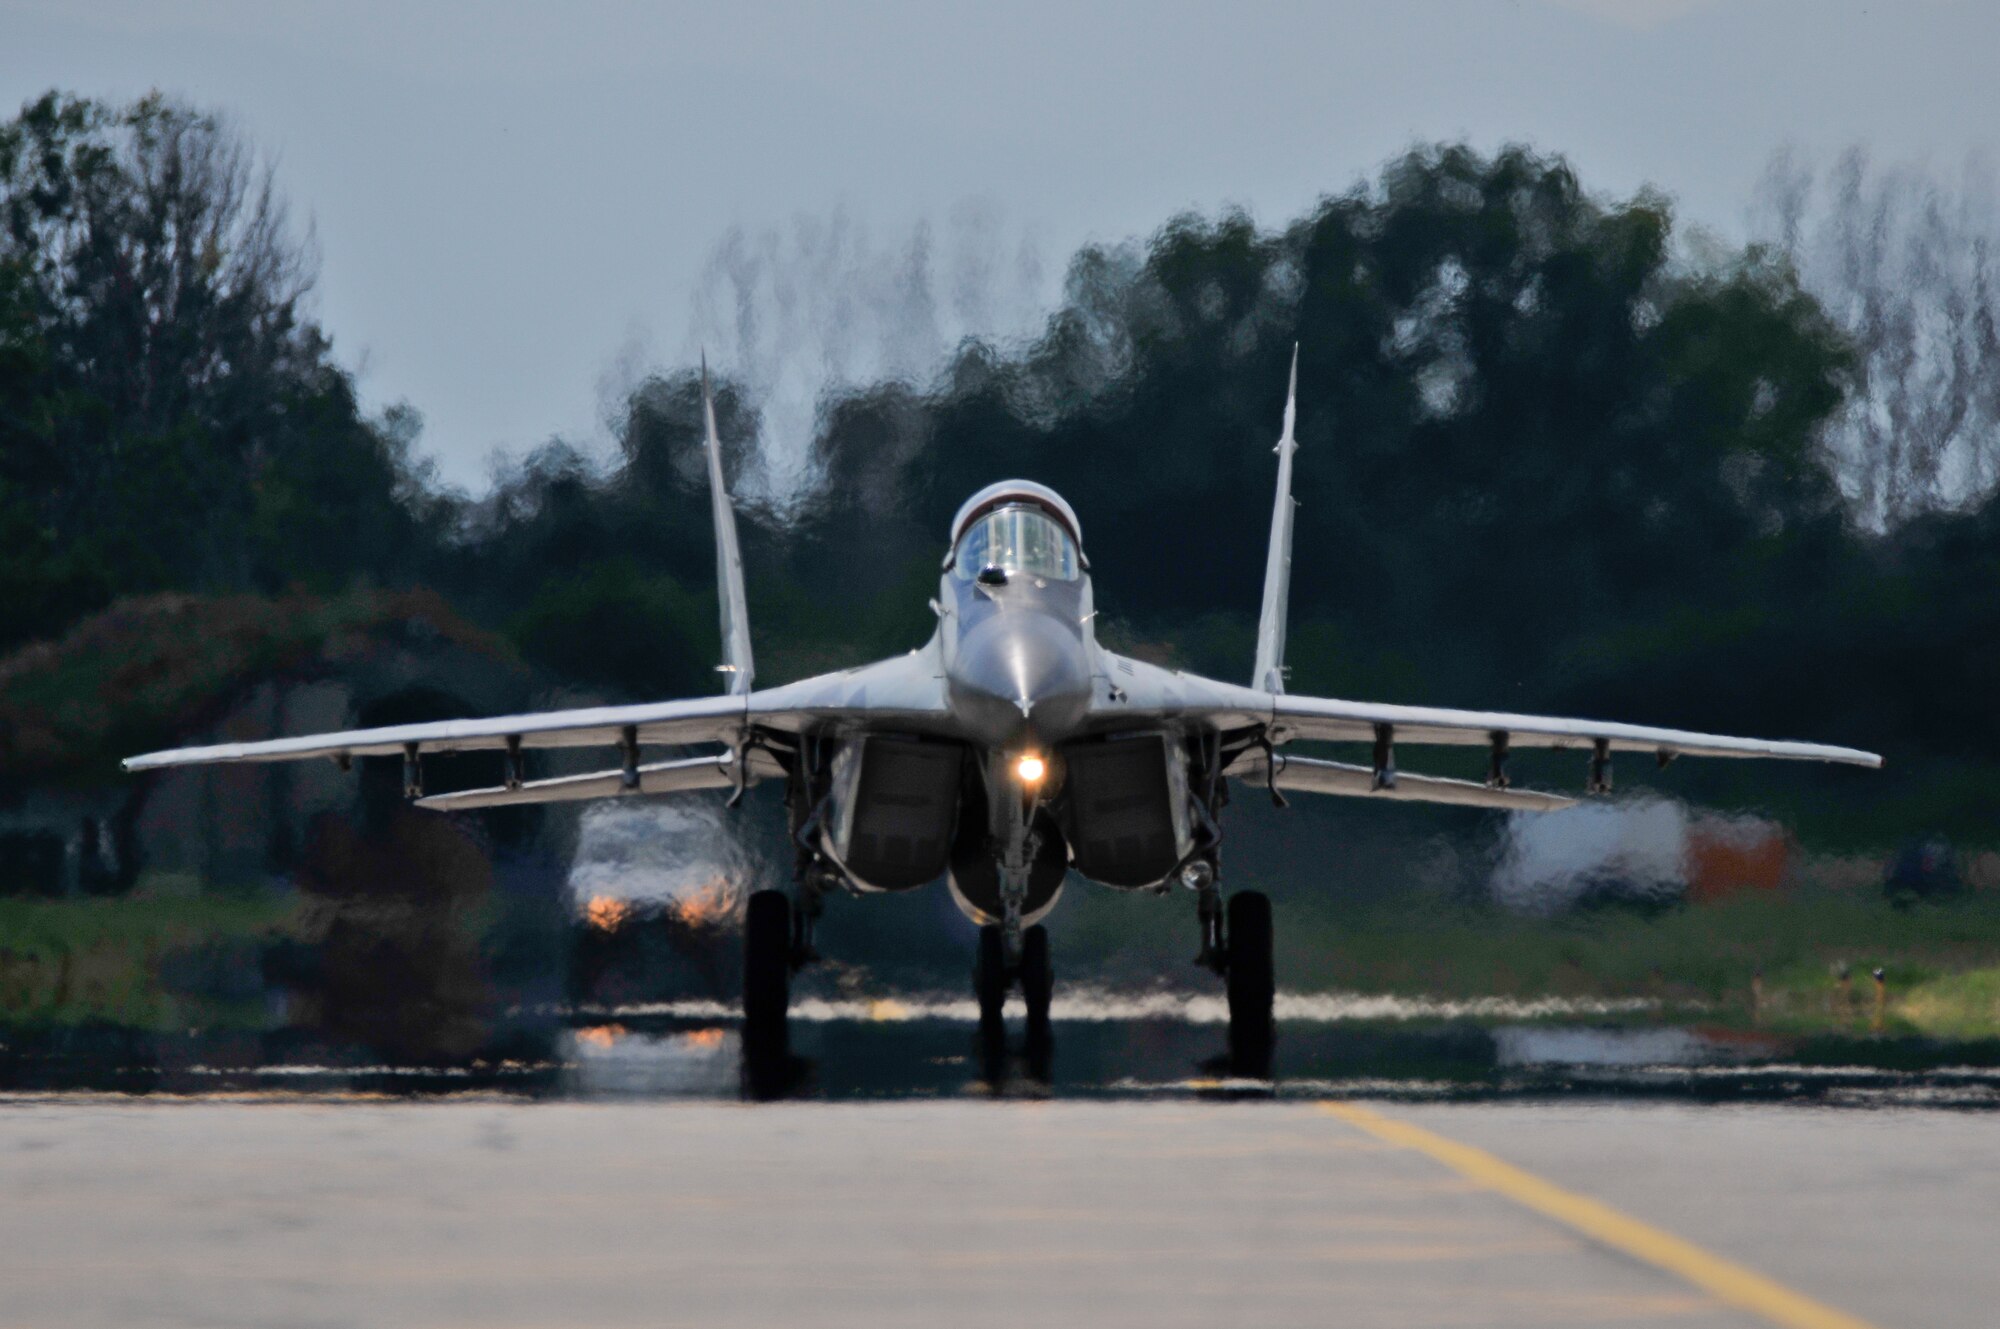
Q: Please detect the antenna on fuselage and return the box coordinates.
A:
[702,354,756,696]
[1251,344,1299,695]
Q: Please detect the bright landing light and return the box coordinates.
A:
[1015,754,1047,783]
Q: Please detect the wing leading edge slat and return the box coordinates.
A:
[121,694,752,771]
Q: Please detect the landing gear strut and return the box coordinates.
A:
[791,873,827,969]
[1186,861,1224,973]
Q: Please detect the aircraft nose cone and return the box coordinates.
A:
[948,612,1092,748]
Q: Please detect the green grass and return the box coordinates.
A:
[1895,967,2000,1038]
[0,892,299,1028]
[1054,881,2000,1022]
[9,879,2000,1037]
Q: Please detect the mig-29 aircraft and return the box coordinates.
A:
[126,352,1881,1059]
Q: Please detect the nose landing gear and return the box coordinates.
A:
[974,923,1054,1028]
[974,922,1055,1089]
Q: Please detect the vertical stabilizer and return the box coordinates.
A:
[702,357,756,695]
[1251,346,1299,694]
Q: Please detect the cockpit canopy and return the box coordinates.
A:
[953,504,1080,582]
[947,480,1084,583]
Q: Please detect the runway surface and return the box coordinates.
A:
[2,1095,1988,1329]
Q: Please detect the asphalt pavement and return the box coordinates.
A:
[0,1096,1985,1328]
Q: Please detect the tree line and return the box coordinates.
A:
[4,91,1995,843]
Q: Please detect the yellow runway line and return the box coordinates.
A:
[1321,1102,1880,1329]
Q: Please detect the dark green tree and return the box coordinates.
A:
[799,146,1854,712]
[0,91,432,650]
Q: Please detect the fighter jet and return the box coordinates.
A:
[125,351,1881,1056]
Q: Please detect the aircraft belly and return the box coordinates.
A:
[946,800,1067,923]
[946,869,1065,927]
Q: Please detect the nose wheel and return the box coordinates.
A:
[1020,925,1053,1026]
[975,923,1054,1029]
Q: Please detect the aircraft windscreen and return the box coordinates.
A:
[956,505,1079,581]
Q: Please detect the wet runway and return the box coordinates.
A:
[3,1008,1997,1328]
[2,1094,1988,1328]
[11,995,2000,1105]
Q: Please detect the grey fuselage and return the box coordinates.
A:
[930,558,1107,928]
[789,489,1266,930]
[803,544,1219,932]
[938,561,1097,756]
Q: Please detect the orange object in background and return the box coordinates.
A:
[583,895,634,931]
[1685,822,1790,903]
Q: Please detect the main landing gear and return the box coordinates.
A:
[742,882,825,1027]
[1188,862,1275,1077]
[1224,891,1275,1075]
[741,886,819,1100]
[742,889,793,1025]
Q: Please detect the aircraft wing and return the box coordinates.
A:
[123,693,752,770]
[122,649,951,774]
[126,354,952,786]
[1093,651,1878,775]
[1265,694,1883,768]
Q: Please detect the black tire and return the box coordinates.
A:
[974,924,1008,1026]
[1019,924,1053,1027]
[743,889,792,1026]
[1225,891,1275,1069]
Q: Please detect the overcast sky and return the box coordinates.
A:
[4,0,1996,489]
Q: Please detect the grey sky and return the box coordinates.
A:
[4,0,1995,489]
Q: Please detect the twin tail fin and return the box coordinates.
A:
[1251,345,1300,695]
[702,357,756,696]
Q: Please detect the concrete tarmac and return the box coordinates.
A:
[0,1098,1987,1328]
